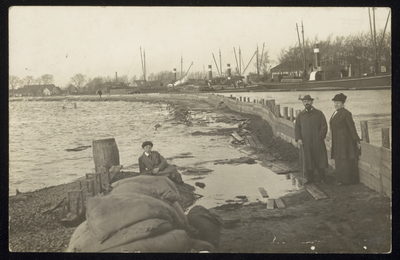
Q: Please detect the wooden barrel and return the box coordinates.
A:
[92,138,120,173]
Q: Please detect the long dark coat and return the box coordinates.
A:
[295,107,328,170]
[329,108,361,160]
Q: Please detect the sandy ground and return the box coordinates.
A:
[8,95,391,253]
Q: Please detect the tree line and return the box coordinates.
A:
[10,28,391,90]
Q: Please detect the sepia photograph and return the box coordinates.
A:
[8,6,391,253]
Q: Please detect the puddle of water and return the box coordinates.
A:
[183,162,300,209]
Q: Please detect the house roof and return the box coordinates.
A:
[67,84,77,91]
[14,88,34,95]
[24,84,55,93]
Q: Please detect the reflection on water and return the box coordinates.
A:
[221,90,391,147]
[183,163,301,209]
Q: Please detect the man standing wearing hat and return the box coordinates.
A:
[295,95,328,184]
[138,141,184,184]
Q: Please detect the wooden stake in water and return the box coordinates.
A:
[382,128,390,149]
[360,121,370,143]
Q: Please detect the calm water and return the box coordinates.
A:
[9,99,300,205]
[220,90,391,147]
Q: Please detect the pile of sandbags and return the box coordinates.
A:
[66,176,216,253]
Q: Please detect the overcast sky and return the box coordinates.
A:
[9,6,391,87]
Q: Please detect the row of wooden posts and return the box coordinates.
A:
[229,95,391,149]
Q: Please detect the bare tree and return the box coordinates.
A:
[23,76,35,86]
[9,75,22,90]
[70,74,87,89]
[36,77,43,85]
[41,74,54,84]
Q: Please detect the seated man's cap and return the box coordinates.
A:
[142,141,153,148]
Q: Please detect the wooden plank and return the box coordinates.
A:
[358,161,380,179]
[305,183,328,200]
[275,198,285,209]
[360,142,381,157]
[101,165,123,184]
[380,147,391,163]
[247,136,257,147]
[245,137,251,146]
[359,152,381,169]
[258,187,269,198]
[251,134,264,149]
[381,165,391,180]
[267,199,275,209]
[231,131,244,141]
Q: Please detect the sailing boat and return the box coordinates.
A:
[246,10,391,92]
[136,47,169,93]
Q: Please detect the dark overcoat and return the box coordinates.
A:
[138,151,169,174]
[295,107,328,170]
[329,108,361,160]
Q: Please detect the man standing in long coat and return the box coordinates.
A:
[295,95,328,184]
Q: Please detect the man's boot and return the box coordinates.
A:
[304,170,314,185]
[318,168,326,184]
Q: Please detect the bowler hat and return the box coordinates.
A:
[301,95,314,101]
[332,93,347,102]
[142,141,153,148]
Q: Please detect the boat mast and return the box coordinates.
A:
[259,42,265,76]
[219,49,222,78]
[373,8,378,75]
[296,23,303,76]
[239,47,242,75]
[377,10,391,70]
[242,50,257,75]
[212,53,221,76]
[368,8,377,75]
[184,62,194,77]
[140,47,145,81]
[143,49,146,82]
[256,44,259,81]
[302,20,306,76]
[181,56,183,80]
[234,47,239,75]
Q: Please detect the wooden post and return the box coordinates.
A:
[92,138,120,174]
[262,99,265,105]
[381,128,390,148]
[360,121,370,143]
[247,97,250,102]
[275,105,281,117]
[289,108,294,121]
[240,97,242,102]
[283,107,288,120]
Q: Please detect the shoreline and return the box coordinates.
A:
[9,94,391,253]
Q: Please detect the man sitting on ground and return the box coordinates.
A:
[138,141,184,184]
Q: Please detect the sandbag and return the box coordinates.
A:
[110,176,180,204]
[102,229,192,253]
[171,201,189,228]
[86,193,183,242]
[66,219,173,252]
[190,239,216,252]
[187,205,223,248]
